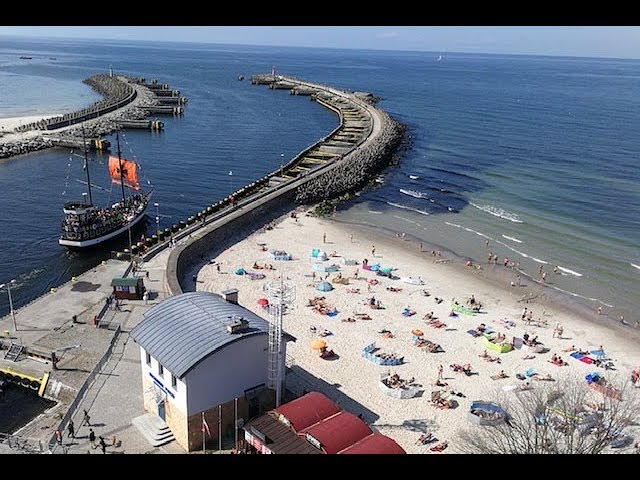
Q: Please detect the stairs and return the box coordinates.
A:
[4,343,23,362]
[132,414,175,447]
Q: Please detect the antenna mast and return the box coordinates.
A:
[264,277,295,407]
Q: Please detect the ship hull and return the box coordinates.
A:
[59,193,151,249]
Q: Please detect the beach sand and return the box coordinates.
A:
[195,209,640,454]
[0,114,60,132]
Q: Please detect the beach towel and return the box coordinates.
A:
[513,337,523,350]
[570,352,584,360]
[370,264,381,271]
[311,248,319,258]
[590,350,605,358]
[580,356,594,364]
[467,329,481,338]
[525,368,536,377]
[327,311,339,317]
[491,374,509,380]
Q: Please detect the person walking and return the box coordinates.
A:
[371,245,376,257]
[323,232,327,244]
[99,436,107,454]
[89,428,96,448]
[67,419,75,439]
[437,364,444,382]
[55,430,63,446]
[82,409,91,427]
[143,290,149,305]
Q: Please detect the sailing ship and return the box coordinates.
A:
[59,130,152,249]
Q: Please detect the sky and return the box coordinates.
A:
[1,26,640,59]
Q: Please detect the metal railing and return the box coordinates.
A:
[48,324,122,452]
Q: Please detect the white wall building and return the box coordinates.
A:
[131,290,294,451]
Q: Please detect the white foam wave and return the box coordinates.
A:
[631,263,640,271]
[387,202,430,216]
[399,189,430,200]
[501,234,522,243]
[531,257,548,265]
[470,202,523,223]
[368,210,383,214]
[557,266,583,277]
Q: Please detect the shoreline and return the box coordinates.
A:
[0,114,61,132]
[195,206,640,453]
[333,213,640,342]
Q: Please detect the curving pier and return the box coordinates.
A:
[128,72,405,295]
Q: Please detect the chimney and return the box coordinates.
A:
[221,288,239,305]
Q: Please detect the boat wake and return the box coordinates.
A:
[501,234,522,244]
[470,202,523,223]
[387,202,430,216]
[399,188,430,200]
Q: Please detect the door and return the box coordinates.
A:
[158,400,166,421]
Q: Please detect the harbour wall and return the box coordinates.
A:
[157,73,405,295]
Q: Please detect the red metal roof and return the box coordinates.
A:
[338,431,406,454]
[275,392,340,432]
[301,411,373,454]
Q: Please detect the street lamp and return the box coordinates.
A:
[0,279,17,332]
[153,202,160,234]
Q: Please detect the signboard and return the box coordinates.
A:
[305,433,322,450]
[149,372,175,399]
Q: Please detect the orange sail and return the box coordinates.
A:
[108,156,141,191]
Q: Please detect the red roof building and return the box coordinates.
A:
[242,392,405,454]
[338,431,406,454]
[274,391,340,431]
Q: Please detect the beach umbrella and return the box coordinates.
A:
[411,329,424,337]
[310,339,327,350]
[316,281,334,292]
[257,298,269,306]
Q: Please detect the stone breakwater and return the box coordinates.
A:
[0,75,160,159]
[295,108,405,204]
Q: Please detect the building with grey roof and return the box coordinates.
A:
[130,290,294,451]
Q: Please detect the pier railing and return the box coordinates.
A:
[47,324,122,453]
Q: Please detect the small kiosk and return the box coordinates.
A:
[111,277,144,300]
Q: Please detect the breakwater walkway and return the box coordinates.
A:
[0,72,404,453]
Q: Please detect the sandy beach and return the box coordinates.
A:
[0,114,60,132]
[195,209,640,454]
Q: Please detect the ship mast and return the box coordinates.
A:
[115,130,133,257]
[81,124,93,206]
[115,130,127,203]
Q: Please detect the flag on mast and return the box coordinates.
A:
[202,412,211,437]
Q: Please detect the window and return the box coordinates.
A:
[171,375,177,389]
[158,363,164,376]
[145,352,151,366]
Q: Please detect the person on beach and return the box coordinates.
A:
[371,245,376,257]
[67,419,75,439]
[493,254,499,264]
[323,232,327,243]
[488,252,493,264]
[82,409,91,427]
[597,306,603,315]
[437,364,444,382]
[350,233,353,243]
[89,428,96,448]
[55,430,63,446]
[99,436,107,454]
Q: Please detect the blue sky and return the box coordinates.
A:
[1,26,640,59]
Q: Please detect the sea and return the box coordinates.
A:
[1,36,639,330]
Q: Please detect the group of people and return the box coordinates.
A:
[62,194,146,241]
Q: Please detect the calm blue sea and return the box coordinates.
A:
[0,36,639,326]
